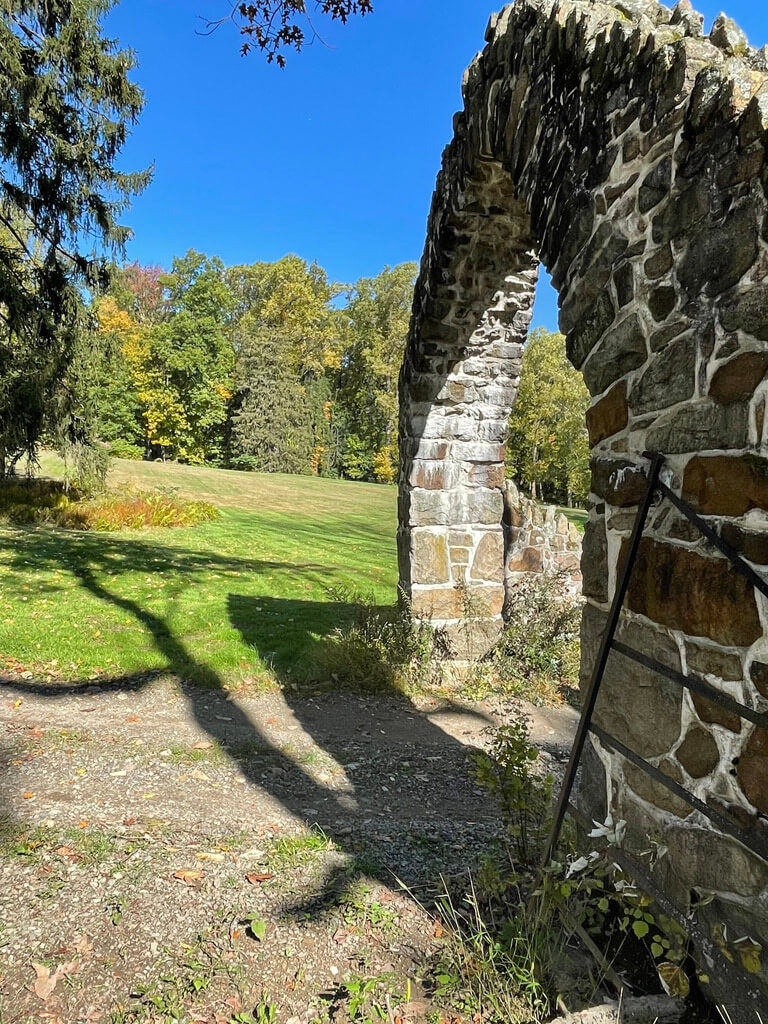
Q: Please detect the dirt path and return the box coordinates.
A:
[0,677,578,1024]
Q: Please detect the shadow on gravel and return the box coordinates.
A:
[0,530,501,918]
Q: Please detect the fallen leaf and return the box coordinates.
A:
[73,935,93,954]
[32,961,81,1001]
[78,819,89,829]
[332,927,350,944]
[123,817,136,826]
[23,792,34,800]
[434,922,444,939]
[191,740,212,750]
[196,852,225,862]
[173,869,204,886]
[11,698,23,709]
[55,846,82,862]
[141,793,155,799]
[125,715,140,723]
[27,725,43,738]
[246,872,274,885]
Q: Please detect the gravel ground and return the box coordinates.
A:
[0,676,578,1023]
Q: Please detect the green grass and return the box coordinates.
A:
[0,456,398,689]
[555,506,587,532]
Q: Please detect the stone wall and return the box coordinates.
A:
[503,480,583,597]
[397,0,768,1012]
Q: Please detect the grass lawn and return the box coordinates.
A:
[0,457,398,689]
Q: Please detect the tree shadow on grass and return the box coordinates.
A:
[0,526,500,916]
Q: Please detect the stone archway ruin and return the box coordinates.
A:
[398,0,768,1006]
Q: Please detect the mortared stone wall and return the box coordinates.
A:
[398,0,768,1010]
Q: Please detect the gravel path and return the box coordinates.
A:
[0,676,578,1023]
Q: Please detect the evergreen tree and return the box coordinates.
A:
[230,325,313,474]
[0,0,148,475]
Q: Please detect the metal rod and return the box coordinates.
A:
[611,640,768,730]
[541,452,666,866]
[658,480,768,601]
[590,722,768,863]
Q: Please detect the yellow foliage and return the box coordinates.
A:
[372,446,396,484]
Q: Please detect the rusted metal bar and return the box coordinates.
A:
[541,452,665,866]
[657,480,768,601]
[590,722,768,863]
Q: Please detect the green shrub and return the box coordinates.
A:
[109,438,144,460]
[493,571,581,704]
[312,588,447,692]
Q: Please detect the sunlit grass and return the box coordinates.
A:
[0,457,398,690]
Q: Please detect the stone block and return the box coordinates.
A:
[644,244,674,279]
[581,519,608,602]
[750,660,768,698]
[582,604,684,757]
[720,523,768,565]
[738,726,768,815]
[685,641,744,682]
[582,313,648,395]
[623,537,762,646]
[411,530,451,585]
[507,546,545,572]
[665,825,768,898]
[411,586,464,621]
[586,382,629,445]
[691,692,742,734]
[467,463,506,488]
[682,454,768,517]
[590,458,649,507]
[450,546,470,564]
[718,285,768,339]
[629,334,697,414]
[470,530,504,583]
[645,400,749,455]
[678,201,759,299]
[624,758,693,817]
[676,724,720,778]
[709,351,768,404]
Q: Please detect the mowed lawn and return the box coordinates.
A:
[0,457,398,688]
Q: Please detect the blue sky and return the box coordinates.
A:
[107,0,768,332]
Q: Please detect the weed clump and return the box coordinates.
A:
[493,569,581,704]
[0,478,219,531]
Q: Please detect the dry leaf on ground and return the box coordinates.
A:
[246,872,274,885]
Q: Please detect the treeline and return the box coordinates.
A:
[80,252,417,483]
[5,245,590,502]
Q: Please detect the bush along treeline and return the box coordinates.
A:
[81,252,416,484]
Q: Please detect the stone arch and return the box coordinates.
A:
[399,0,768,1004]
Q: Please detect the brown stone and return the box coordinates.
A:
[682,454,768,517]
[676,725,720,778]
[622,537,763,646]
[468,463,506,488]
[450,546,470,564]
[738,726,768,815]
[691,692,742,733]
[586,382,629,445]
[685,641,743,682]
[750,660,768,698]
[470,531,504,583]
[720,523,768,565]
[411,531,451,585]
[410,460,448,490]
[590,458,649,507]
[507,546,544,572]
[624,758,693,817]
[709,351,768,404]
[645,400,749,455]
[411,586,464,620]
[464,585,505,618]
